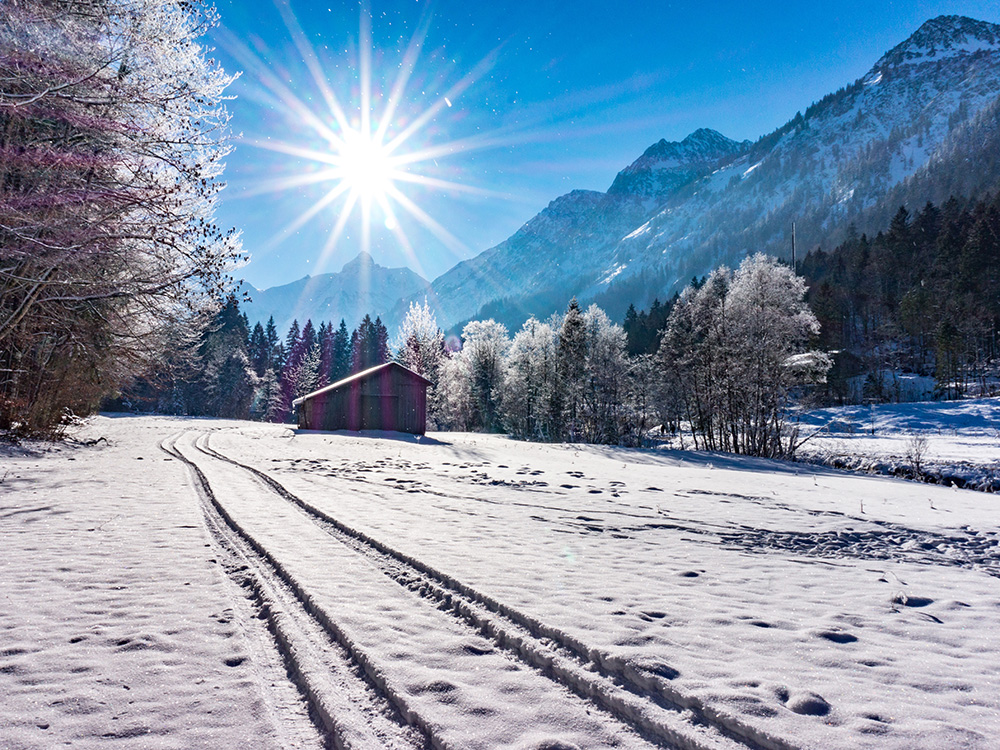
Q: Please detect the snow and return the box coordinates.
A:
[3,413,1000,748]
[797,397,1000,490]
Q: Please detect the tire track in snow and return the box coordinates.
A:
[160,433,428,750]
[197,432,798,750]
[173,431,660,749]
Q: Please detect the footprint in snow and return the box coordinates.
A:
[817,629,859,644]
[892,594,934,608]
[787,691,831,716]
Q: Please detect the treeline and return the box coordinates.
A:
[435,254,827,456]
[114,254,826,458]
[116,303,394,422]
[800,193,1000,400]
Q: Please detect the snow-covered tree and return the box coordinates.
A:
[0,0,240,432]
[501,317,559,440]
[394,299,444,378]
[659,254,830,457]
[435,353,473,431]
[394,299,445,426]
[294,342,320,400]
[458,319,509,432]
[580,304,629,443]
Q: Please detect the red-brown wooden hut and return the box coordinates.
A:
[292,362,432,435]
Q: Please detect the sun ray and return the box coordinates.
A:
[386,184,468,254]
[383,47,501,155]
[373,7,433,145]
[270,181,354,248]
[231,2,526,278]
[389,172,504,198]
[219,31,345,149]
[272,0,353,136]
[359,3,373,143]
[235,168,344,200]
[315,190,360,271]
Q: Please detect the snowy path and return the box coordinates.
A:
[5,414,1000,749]
[167,428,770,750]
[0,418,320,749]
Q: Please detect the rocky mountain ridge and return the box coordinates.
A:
[241,252,429,334]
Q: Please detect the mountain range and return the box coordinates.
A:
[245,15,1000,336]
[241,252,429,335]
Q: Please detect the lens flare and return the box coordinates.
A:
[221,1,508,281]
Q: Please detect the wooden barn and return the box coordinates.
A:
[292,362,432,435]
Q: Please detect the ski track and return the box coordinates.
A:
[160,432,424,750]
[168,427,802,750]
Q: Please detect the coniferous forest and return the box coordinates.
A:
[800,193,1000,401]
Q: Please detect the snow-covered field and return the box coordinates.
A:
[2,413,999,749]
[797,397,1000,490]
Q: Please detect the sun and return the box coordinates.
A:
[226,2,504,276]
[336,129,395,204]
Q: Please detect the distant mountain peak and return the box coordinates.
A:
[608,129,749,198]
[637,128,745,162]
[341,251,377,273]
[875,15,1000,70]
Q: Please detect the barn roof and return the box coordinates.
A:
[292,361,432,407]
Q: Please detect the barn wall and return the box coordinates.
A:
[297,365,429,434]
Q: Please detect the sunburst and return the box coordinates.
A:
[223,1,506,279]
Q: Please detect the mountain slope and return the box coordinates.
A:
[242,252,430,334]
[419,15,1000,331]
[399,129,749,329]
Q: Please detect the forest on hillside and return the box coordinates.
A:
[801,193,1000,402]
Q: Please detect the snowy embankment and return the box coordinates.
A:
[2,413,999,749]
[795,397,1000,491]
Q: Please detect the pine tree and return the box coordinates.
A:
[264,317,281,371]
[351,314,391,372]
[248,322,268,377]
[557,298,587,441]
[188,295,254,419]
[332,319,351,382]
[317,322,333,386]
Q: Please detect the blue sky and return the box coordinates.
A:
[208,1,1000,290]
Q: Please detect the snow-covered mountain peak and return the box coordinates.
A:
[607,128,749,198]
[340,251,377,274]
[873,15,1000,71]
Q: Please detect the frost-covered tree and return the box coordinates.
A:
[660,254,830,457]
[501,317,559,440]
[459,319,509,432]
[294,341,320,400]
[394,300,444,376]
[435,353,473,431]
[0,0,240,432]
[394,299,445,426]
[579,304,629,444]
